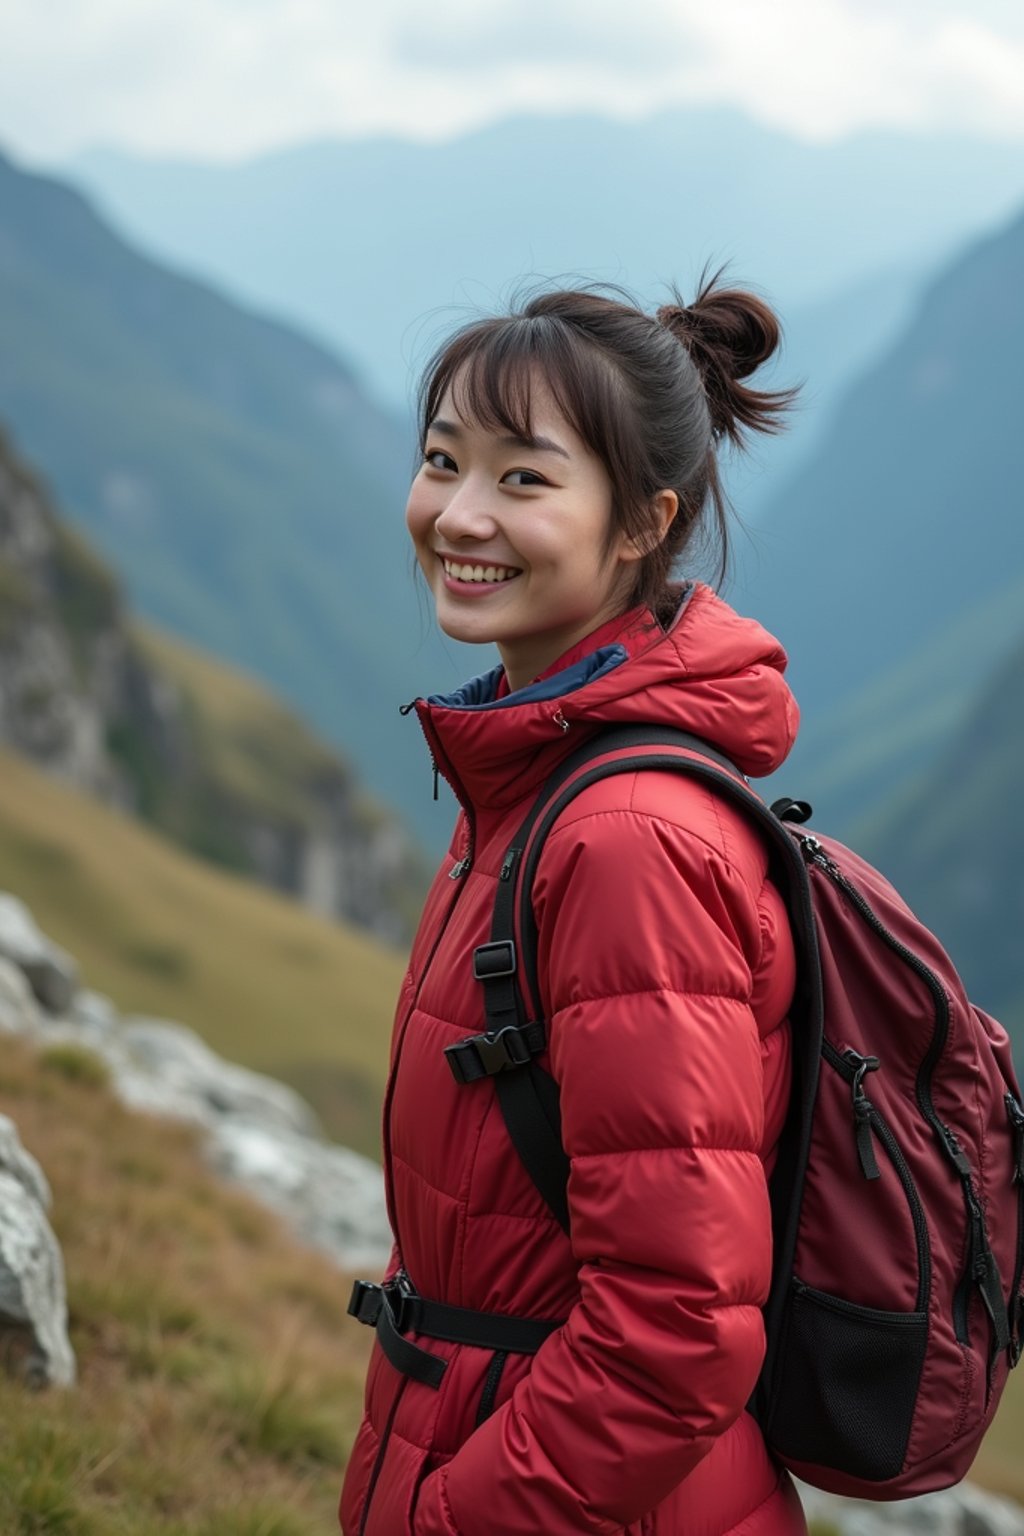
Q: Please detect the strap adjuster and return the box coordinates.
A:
[445,1021,546,1084]
[472,940,516,980]
[348,1279,383,1327]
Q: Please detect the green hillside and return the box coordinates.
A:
[857,628,1024,1042]
[735,201,1024,828]
[1,1035,1022,1536]
[0,746,403,1158]
[0,149,476,856]
[0,1035,370,1534]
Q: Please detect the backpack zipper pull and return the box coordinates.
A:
[845,1050,881,1180]
[552,708,569,733]
[1006,1095,1024,1185]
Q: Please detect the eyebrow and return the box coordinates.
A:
[429,417,571,460]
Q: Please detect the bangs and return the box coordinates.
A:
[418,315,621,459]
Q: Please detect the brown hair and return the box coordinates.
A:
[416,266,800,625]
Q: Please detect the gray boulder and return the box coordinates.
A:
[0,955,42,1035]
[0,894,77,1014]
[208,1119,391,1271]
[117,1019,321,1137]
[797,1478,1024,1535]
[0,1115,75,1387]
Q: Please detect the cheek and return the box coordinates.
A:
[405,483,434,552]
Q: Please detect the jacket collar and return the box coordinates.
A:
[410,583,799,816]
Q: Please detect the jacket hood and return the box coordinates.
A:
[412,582,800,814]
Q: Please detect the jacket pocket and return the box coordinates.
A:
[361,1430,430,1536]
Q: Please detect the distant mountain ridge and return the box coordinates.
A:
[732,200,1024,825]
[0,421,425,942]
[69,110,1024,408]
[0,149,480,854]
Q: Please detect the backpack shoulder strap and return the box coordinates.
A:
[470,724,824,1253]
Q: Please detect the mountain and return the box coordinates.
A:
[730,201,1024,825]
[858,628,1024,1035]
[0,420,425,944]
[68,110,1024,409]
[0,149,480,854]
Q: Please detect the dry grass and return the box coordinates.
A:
[0,1035,372,1535]
[0,745,406,1156]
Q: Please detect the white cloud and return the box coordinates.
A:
[0,0,1022,164]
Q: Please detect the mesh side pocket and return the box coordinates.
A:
[766,1279,928,1481]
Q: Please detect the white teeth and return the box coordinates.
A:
[442,558,519,584]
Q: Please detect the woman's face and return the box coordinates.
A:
[406,371,642,692]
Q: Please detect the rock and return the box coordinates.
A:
[0,1119,75,1387]
[796,1479,1024,1536]
[0,956,42,1035]
[0,894,78,1013]
[0,1113,51,1207]
[207,1120,391,1271]
[118,1019,322,1137]
[68,989,119,1037]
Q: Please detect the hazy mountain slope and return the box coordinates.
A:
[0,744,403,1155]
[69,110,1024,408]
[0,420,426,940]
[731,202,1024,821]
[0,150,478,853]
[858,628,1024,1036]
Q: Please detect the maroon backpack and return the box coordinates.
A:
[446,724,1024,1498]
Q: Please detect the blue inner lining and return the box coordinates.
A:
[426,644,629,711]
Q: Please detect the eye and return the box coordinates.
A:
[423,447,457,472]
[502,469,547,487]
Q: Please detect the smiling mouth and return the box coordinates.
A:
[440,557,522,584]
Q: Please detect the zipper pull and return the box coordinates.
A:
[1006,1095,1024,1185]
[431,758,440,801]
[552,708,569,733]
[449,855,472,880]
[499,849,519,882]
[800,834,836,873]
[844,1050,881,1180]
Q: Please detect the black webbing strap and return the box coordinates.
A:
[348,1275,563,1389]
[460,723,823,1407]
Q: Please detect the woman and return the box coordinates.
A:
[340,271,807,1536]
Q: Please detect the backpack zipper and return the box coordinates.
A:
[803,837,1001,1349]
[824,1042,931,1311]
[1005,1094,1024,1364]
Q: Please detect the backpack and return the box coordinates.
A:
[444,723,1024,1499]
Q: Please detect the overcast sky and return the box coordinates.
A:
[2,0,1024,164]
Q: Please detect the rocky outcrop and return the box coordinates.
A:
[0,891,391,1278]
[797,1479,1024,1535]
[0,424,423,943]
[0,1113,75,1387]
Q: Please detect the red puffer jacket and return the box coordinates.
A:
[340,584,808,1536]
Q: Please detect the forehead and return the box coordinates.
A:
[434,364,582,451]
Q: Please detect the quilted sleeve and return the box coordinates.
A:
[413,802,776,1536]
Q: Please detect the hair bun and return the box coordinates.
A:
[656,265,795,446]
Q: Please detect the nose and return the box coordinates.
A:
[433,480,499,545]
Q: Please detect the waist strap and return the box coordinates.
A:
[348,1273,564,1390]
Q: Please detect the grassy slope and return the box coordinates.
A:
[0,747,405,1158]
[1,1036,1021,1536]
[0,1035,371,1535]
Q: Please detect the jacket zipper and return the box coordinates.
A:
[824,1041,931,1311]
[803,837,998,1348]
[357,1377,409,1536]
[362,709,474,1533]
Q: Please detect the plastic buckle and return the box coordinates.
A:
[445,1023,535,1083]
[472,940,517,980]
[347,1280,383,1327]
[382,1272,417,1333]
